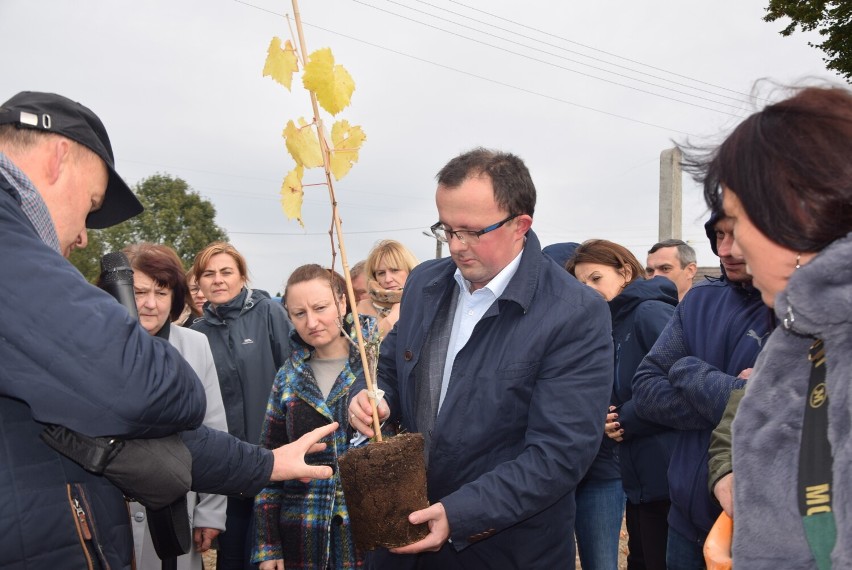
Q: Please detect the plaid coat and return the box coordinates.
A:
[252,316,371,569]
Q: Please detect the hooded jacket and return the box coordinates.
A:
[610,277,678,503]
[192,288,291,445]
[631,214,774,541]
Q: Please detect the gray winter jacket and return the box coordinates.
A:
[733,232,852,568]
[131,325,228,570]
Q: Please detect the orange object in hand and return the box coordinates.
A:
[704,512,733,570]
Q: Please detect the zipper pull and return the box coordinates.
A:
[74,498,93,541]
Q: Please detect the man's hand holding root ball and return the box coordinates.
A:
[348,390,452,554]
[389,502,451,554]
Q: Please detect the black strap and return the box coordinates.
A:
[797,339,836,569]
[147,496,192,562]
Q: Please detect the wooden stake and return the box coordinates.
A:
[291,0,383,441]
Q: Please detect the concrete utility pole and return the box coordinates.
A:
[659,147,683,241]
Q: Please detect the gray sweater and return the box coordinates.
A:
[732,232,852,568]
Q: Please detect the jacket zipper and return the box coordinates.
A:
[71,483,113,570]
[66,485,95,570]
[74,498,93,540]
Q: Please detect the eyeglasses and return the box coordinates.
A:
[430,214,518,245]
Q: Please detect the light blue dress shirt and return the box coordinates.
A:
[438,248,524,411]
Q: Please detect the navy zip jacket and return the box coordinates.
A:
[359,230,613,569]
[631,217,774,541]
[0,161,206,569]
[609,277,678,503]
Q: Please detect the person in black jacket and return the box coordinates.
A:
[0,91,335,570]
[568,239,678,570]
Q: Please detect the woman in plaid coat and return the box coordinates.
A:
[253,264,371,570]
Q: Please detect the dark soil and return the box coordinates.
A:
[338,433,430,550]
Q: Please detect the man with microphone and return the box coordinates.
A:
[0,91,335,569]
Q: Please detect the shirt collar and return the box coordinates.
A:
[453,247,524,298]
[0,152,61,253]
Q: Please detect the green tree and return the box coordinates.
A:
[70,173,228,281]
[764,1,852,81]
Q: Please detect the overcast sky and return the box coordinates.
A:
[2,0,842,293]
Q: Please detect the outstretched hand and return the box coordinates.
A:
[270,422,339,482]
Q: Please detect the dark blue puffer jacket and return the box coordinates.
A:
[609,277,678,503]
[0,165,206,569]
[631,214,775,541]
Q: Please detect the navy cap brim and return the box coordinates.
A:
[85,167,143,229]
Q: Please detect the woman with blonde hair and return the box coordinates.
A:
[356,239,418,337]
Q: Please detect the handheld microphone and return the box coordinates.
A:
[99,252,138,319]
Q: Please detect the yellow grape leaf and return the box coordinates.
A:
[329,120,366,180]
[280,165,305,226]
[302,48,355,116]
[283,118,323,168]
[262,37,299,90]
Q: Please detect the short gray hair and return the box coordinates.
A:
[648,239,696,268]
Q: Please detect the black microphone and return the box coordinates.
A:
[99,252,138,319]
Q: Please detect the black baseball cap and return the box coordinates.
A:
[0,91,143,228]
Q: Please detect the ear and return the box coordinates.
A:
[685,262,698,279]
[621,265,633,282]
[45,137,73,185]
[514,214,533,236]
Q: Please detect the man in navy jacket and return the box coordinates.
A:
[350,148,613,568]
[631,213,775,569]
[0,91,334,569]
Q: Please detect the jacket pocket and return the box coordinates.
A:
[67,483,112,570]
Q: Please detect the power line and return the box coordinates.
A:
[448,0,765,101]
[233,0,699,135]
[230,226,426,236]
[357,0,746,113]
[119,158,434,203]
[413,0,752,105]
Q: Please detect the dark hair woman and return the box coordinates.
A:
[190,241,292,570]
[252,265,373,569]
[567,239,678,570]
[688,85,852,568]
[120,243,228,570]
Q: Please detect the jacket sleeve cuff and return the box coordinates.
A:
[192,493,227,530]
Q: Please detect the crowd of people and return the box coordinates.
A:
[2,83,850,570]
